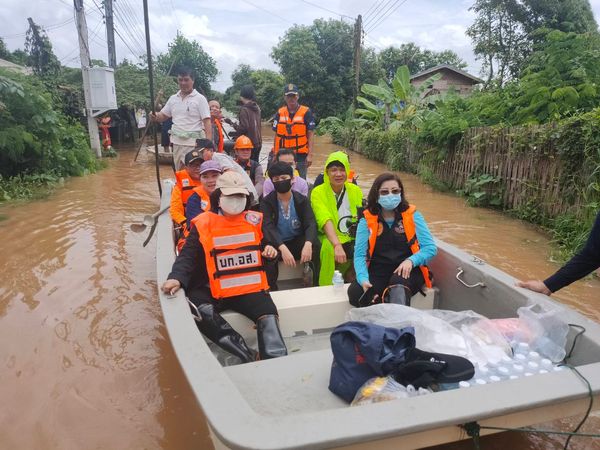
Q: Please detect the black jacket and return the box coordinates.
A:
[260,190,318,248]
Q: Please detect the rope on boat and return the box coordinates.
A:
[461,325,599,449]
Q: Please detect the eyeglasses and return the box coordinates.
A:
[379,188,401,196]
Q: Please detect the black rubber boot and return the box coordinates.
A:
[196,303,256,364]
[256,315,288,359]
[387,284,411,306]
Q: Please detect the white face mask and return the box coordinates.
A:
[220,195,246,215]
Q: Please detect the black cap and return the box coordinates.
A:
[284,83,299,95]
[184,149,203,166]
[195,138,215,150]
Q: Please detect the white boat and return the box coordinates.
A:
[155,180,600,449]
[146,145,174,165]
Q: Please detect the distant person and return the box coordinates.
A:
[310,151,363,286]
[150,67,212,170]
[271,84,316,179]
[135,107,146,139]
[185,160,222,227]
[224,85,262,162]
[517,211,600,295]
[161,117,173,153]
[209,100,225,153]
[161,171,287,362]
[348,172,436,307]
[263,148,309,197]
[261,162,319,290]
[234,135,264,198]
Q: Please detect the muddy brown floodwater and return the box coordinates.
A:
[0,127,598,450]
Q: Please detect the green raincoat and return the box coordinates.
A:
[310,151,363,285]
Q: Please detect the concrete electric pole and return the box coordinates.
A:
[353,15,363,109]
[104,0,117,68]
[73,0,102,157]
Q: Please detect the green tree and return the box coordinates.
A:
[271,19,354,119]
[25,17,60,77]
[0,38,10,60]
[114,59,177,109]
[156,34,218,95]
[222,64,254,112]
[250,69,285,118]
[378,43,467,82]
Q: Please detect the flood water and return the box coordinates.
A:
[0,127,598,450]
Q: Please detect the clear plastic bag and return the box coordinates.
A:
[351,376,431,406]
[514,303,569,362]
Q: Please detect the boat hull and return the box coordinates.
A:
[156,180,600,450]
[146,146,173,165]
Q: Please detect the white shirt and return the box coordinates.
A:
[211,153,259,203]
[161,89,210,146]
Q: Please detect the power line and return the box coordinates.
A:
[239,0,294,24]
[363,0,395,27]
[363,0,384,20]
[297,0,353,20]
[113,2,146,56]
[114,26,143,60]
[365,0,408,33]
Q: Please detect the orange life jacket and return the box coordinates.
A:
[194,210,270,299]
[175,169,202,208]
[190,184,212,216]
[214,118,225,153]
[363,206,432,288]
[274,105,309,154]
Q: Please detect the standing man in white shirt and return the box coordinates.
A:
[150,67,212,170]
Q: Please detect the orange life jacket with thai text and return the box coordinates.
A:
[193,210,270,299]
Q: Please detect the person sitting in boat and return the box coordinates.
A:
[263,149,309,197]
[348,172,436,307]
[234,135,264,198]
[310,151,363,286]
[517,210,600,296]
[161,171,288,363]
[261,162,320,290]
[170,148,204,240]
[193,138,259,203]
[313,152,358,187]
[209,100,225,153]
[185,160,222,227]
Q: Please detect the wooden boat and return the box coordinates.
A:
[155,180,600,449]
[146,145,173,165]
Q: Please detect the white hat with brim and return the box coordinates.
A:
[216,171,249,196]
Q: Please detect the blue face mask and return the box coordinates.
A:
[378,193,401,210]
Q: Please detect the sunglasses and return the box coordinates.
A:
[379,188,401,196]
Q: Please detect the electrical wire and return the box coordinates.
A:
[363,0,395,28]
[239,0,294,24]
[297,0,353,20]
[362,0,385,22]
[366,0,409,33]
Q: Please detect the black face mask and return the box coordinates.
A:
[273,179,292,194]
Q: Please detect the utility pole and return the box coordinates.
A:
[104,0,116,68]
[74,0,102,157]
[352,15,362,109]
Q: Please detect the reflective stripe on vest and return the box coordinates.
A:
[175,170,202,207]
[274,105,309,154]
[194,211,269,299]
[363,207,432,288]
[214,119,224,152]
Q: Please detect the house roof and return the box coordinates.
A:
[0,58,32,74]
[410,64,483,84]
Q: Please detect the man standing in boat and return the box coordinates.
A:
[271,84,316,179]
[209,100,225,153]
[224,85,262,162]
[150,67,212,170]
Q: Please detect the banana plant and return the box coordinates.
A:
[356,65,442,130]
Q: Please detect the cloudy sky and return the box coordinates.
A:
[2,0,600,92]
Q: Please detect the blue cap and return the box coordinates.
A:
[284,83,299,95]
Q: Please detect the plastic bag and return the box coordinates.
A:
[347,304,512,368]
[351,376,431,406]
[514,303,569,362]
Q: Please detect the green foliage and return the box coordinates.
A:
[271,19,354,119]
[0,69,98,187]
[378,43,467,82]
[114,59,177,108]
[222,65,284,118]
[156,34,218,95]
[25,18,60,77]
[456,173,503,207]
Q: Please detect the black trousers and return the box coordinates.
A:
[251,146,262,163]
[347,263,425,307]
[264,235,321,290]
[187,286,277,322]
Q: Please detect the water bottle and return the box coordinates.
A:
[459,381,471,389]
[332,270,344,291]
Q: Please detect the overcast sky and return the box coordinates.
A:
[2,0,600,92]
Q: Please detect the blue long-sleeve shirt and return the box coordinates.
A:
[354,211,437,286]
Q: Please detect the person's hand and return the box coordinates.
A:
[300,241,312,263]
[149,111,159,122]
[394,259,413,279]
[306,152,313,168]
[161,279,181,296]
[333,243,347,264]
[262,245,278,259]
[280,245,296,267]
[361,280,372,292]
[516,280,552,295]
